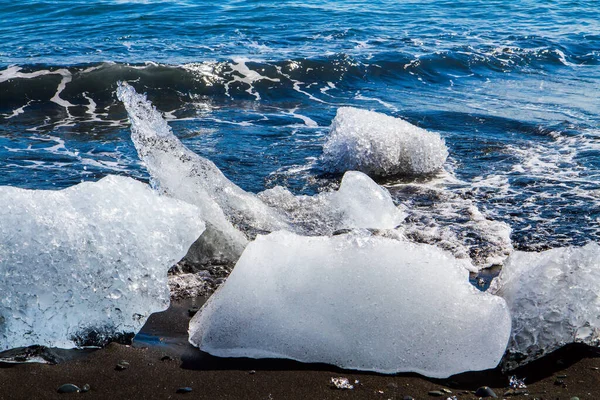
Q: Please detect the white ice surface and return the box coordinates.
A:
[491,243,600,369]
[0,175,205,351]
[322,107,448,177]
[189,231,511,378]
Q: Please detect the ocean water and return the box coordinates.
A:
[1,0,599,257]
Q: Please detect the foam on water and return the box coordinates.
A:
[321,107,448,177]
[0,175,204,351]
[189,231,511,378]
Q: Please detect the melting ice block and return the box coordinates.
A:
[189,231,511,378]
[491,243,600,369]
[322,107,448,177]
[0,175,204,351]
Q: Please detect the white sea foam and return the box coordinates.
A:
[189,231,511,378]
[321,107,448,177]
[491,243,600,369]
[0,175,204,351]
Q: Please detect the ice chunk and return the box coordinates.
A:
[490,243,600,369]
[117,82,288,263]
[259,171,406,235]
[189,231,511,378]
[0,175,205,351]
[322,107,448,177]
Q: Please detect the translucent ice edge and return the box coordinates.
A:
[0,175,205,351]
[321,107,449,177]
[189,231,511,378]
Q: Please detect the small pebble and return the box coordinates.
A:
[557,374,568,379]
[474,386,497,398]
[176,387,193,394]
[403,396,415,400]
[81,384,91,393]
[591,367,599,370]
[249,370,256,375]
[115,360,130,371]
[428,391,444,397]
[57,384,80,394]
[386,382,398,389]
[570,397,580,400]
[161,355,174,361]
[440,388,452,394]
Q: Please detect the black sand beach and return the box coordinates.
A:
[1,298,599,400]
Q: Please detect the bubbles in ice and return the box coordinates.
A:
[189,231,511,378]
[321,107,448,177]
[490,243,600,369]
[0,175,205,351]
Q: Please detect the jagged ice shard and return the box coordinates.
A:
[189,231,511,378]
[322,107,448,177]
[491,243,600,369]
[0,176,205,351]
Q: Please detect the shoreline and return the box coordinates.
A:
[1,298,599,399]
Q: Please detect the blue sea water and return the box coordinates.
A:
[1,0,599,254]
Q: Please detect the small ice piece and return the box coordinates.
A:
[259,170,405,235]
[330,377,354,390]
[490,243,600,369]
[117,82,288,264]
[0,175,205,351]
[189,231,511,378]
[321,107,448,177]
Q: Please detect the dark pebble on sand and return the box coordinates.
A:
[428,390,444,397]
[81,384,90,393]
[161,355,174,361]
[57,384,80,394]
[504,389,528,396]
[249,370,256,375]
[554,379,566,387]
[176,387,193,394]
[440,388,452,393]
[474,386,497,398]
[403,396,415,400]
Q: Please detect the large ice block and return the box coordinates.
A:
[491,243,600,369]
[189,231,511,378]
[322,107,448,177]
[0,175,204,351]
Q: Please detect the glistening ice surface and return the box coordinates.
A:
[491,243,600,369]
[0,175,205,351]
[322,107,448,177]
[189,231,511,378]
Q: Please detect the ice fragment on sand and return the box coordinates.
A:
[322,107,448,177]
[0,175,204,351]
[189,231,511,378]
[330,377,354,390]
[491,243,600,369]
